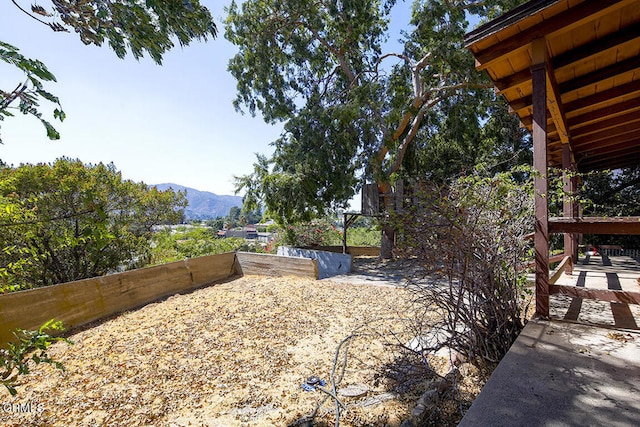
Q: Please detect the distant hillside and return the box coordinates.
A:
[154,183,242,220]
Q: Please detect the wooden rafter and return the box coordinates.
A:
[572,125,640,149]
[566,98,640,128]
[510,80,640,117]
[558,56,640,95]
[570,111,640,138]
[495,24,640,97]
[578,147,640,171]
[474,0,630,71]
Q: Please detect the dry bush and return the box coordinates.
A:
[394,170,533,371]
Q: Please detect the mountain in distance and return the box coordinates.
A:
[154,183,243,220]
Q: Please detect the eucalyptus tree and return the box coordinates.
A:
[1,0,217,142]
[227,0,526,258]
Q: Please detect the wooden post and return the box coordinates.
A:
[343,212,348,254]
[532,38,549,318]
[562,143,576,272]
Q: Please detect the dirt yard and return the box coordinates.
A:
[0,267,485,426]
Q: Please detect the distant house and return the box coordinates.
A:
[218,226,258,240]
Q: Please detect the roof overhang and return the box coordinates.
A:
[465,0,640,172]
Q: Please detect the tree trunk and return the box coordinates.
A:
[380,223,395,259]
[378,180,395,259]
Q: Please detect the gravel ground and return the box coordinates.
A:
[0,265,485,426]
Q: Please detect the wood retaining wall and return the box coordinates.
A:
[0,253,236,346]
[235,252,318,278]
[0,251,321,346]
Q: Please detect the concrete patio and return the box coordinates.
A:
[459,255,640,426]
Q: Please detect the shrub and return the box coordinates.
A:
[1,320,71,396]
[394,169,533,370]
[281,218,342,248]
[150,226,263,264]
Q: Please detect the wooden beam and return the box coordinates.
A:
[549,217,640,235]
[579,158,640,172]
[562,145,576,266]
[553,24,640,69]
[572,121,640,147]
[559,55,640,95]
[475,0,629,71]
[571,110,640,139]
[532,38,549,318]
[512,65,640,121]
[495,68,531,95]
[550,256,573,285]
[519,98,640,132]
[512,80,640,119]
[579,139,640,161]
[578,148,640,171]
[564,81,640,115]
[499,50,640,105]
[549,284,640,305]
[567,98,640,128]
[545,57,570,144]
[573,134,640,163]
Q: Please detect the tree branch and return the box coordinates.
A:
[386,96,440,177]
[0,82,28,111]
[11,0,50,26]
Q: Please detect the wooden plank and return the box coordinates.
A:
[549,284,640,305]
[532,38,550,318]
[572,121,640,147]
[567,97,640,127]
[235,252,318,279]
[559,55,640,95]
[475,0,629,71]
[564,80,640,114]
[572,112,640,138]
[549,256,573,285]
[549,217,640,234]
[0,253,237,346]
[553,23,640,69]
[186,252,237,285]
[362,183,380,216]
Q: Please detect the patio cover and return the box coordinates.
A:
[465,0,640,316]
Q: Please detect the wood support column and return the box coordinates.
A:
[562,144,577,271]
[532,38,549,318]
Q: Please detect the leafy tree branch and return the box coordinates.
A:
[1,0,217,143]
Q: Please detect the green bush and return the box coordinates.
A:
[1,320,71,396]
[150,226,262,264]
[346,227,380,246]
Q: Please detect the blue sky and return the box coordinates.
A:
[0,1,413,196]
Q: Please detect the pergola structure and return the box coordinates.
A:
[465,0,640,316]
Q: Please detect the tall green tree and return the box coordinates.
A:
[1,0,217,142]
[0,158,187,291]
[226,0,527,258]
